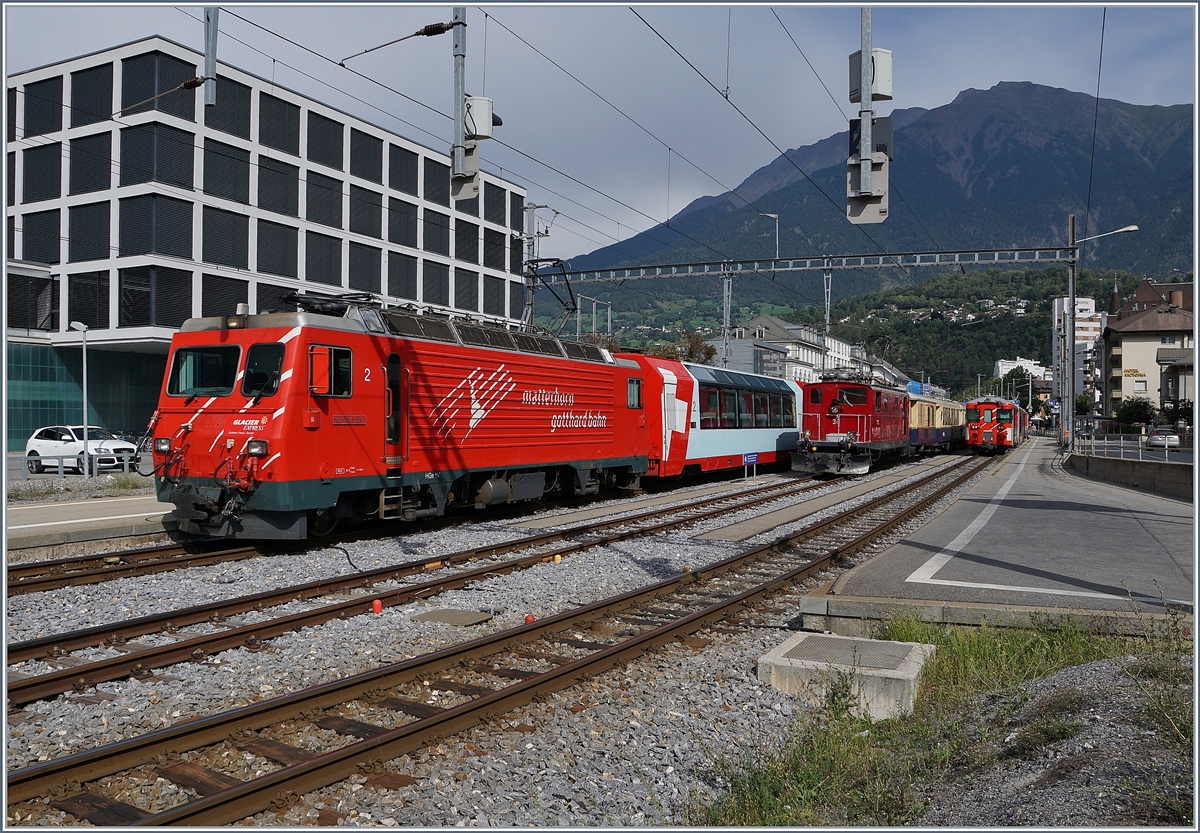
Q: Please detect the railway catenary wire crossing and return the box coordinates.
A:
[6,455,991,825]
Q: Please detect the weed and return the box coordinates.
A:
[107,471,149,493]
[695,614,1155,827]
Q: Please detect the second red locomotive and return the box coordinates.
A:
[964,396,1029,453]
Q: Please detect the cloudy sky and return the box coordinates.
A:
[6,3,1196,260]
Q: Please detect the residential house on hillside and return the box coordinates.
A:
[1098,280,1194,418]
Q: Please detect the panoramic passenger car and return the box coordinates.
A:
[25,426,139,473]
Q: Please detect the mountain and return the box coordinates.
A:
[549,83,1192,321]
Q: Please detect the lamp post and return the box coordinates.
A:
[758,213,779,259]
[1066,215,1139,451]
[70,321,90,478]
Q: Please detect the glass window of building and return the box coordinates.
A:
[388,252,417,299]
[454,269,478,312]
[455,219,479,264]
[350,128,383,183]
[203,138,250,203]
[7,151,14,207]
[7,272,58,330]
[389,145,418,196]
[23,75,63,137]
[120,123,194,189]
[387,198,417,247]
[118,265,191,327]
[202,206,249,269]
[483,275,505,317]
[349,185,382,238]
[424,159,450,206]
[204,75,251,139]
[510,191,524,231]
[423,261,449,305]
[259,92,300,156]
[68,271,110,329]
[7,88,16,142]
[69,201,110,262]
[456,195,478,217]
[71,63,113,128]
[306,230,341,286]
[257,282,295,314]
[22,209,60,264]
[424,210,450,256]
[69,132,112,195]
[119,194,193,259]
[484,182,506,225]
[257,220,298,278]
[258,156,299,217]
[202,273,249,316]
[307,111,343,170]
[22,142,61,203]
[348,242,381,292]
[121,51,196,120]
[509,278,523,318]
[483,228,505,271]
[306,170,343,228]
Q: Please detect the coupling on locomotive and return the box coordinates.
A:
[148,293,991,541]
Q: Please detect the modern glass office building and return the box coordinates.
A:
[6,36,528,449]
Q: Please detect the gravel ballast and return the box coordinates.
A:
[6,463,1190,826]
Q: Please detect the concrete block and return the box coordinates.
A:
[758,632,935,720]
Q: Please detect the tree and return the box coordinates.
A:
[646,331,717,364]
[1075,393,1091,416]
[1114,396,1157,425]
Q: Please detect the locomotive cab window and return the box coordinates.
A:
[997,409,1013,424]
[310,344,352,397]
[167,346,240,398]
[627,377,643,409]
[967,407,981,422]
[841,387,868,407]
[809,388,822,405]
[241,343,286,399]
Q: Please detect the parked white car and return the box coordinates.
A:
[25,425,140,473]
[1145,427,1181,449]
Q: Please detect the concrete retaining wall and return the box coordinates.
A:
[1066,454,1193,500]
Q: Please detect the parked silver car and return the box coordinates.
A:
[1145,427,1181,449]
[25,425,140,473]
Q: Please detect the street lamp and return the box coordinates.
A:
[1066,215,1139,452]
[69,321,90,478]
[758,213,779,259]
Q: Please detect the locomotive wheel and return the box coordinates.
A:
[309,507,338,537]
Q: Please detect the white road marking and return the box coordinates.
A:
[906,444,1034,584]
[8,495,161,512]
[9,511,165,530]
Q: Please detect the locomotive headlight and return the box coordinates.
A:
[154,437,172,453]
[247,439,270,457]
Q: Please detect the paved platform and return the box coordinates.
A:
[5,494,173,557]
[802,436,1194,635]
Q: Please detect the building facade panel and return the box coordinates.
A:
[7,34,526,448]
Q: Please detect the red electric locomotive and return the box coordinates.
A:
[791,375,910,475]
[150,296,805,540]
[151,299,648,539]
[964,396,1029,453]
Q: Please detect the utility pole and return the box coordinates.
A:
[522,204,549,328]
[721,269,732,368]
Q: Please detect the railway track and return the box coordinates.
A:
[7,475,828,703]
[5,471,800,595]
[7,456,990,825]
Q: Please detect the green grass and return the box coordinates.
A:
[692,615,1192,826]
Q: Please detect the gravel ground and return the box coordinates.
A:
[6,461,1191,826]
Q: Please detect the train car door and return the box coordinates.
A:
[384,352,404,478]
